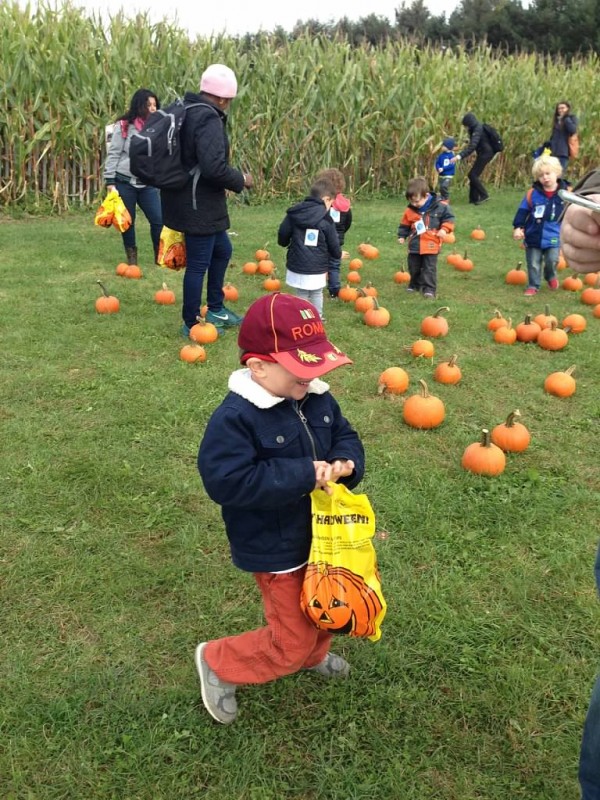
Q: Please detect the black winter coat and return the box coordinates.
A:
[161,92,245,235]
[458,112,494,160]
[278,197,342,275]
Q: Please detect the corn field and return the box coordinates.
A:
[1,1,599,211]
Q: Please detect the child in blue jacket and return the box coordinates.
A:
[435,137,456,202]
[513,155,567,296]
[315,168,353,298]
[195,292,365,725]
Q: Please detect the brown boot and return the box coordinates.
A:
[125,246,138,265]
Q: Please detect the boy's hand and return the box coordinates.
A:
[397,237,405,245]
[513,227,525,240]
[313,459,355,493]
[437,228,448,239]
[341,250,350,259]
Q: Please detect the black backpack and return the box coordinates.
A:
[129,99,216,199]
[483,123,504,154]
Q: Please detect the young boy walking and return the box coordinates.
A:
[278,178,341,317]
[435,137,456,202]
[512,155,567,296]
[195,292,365,724]
[315,168,353,298]
[397,176,455,298]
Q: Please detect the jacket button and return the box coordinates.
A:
[276,435,285,444]
[323,416,331,423]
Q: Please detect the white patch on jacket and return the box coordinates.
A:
[228,368,329,409]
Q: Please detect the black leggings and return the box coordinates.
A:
[468,153,495,203]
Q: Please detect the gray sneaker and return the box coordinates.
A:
[194,643,238,724]
[308,652,350,678]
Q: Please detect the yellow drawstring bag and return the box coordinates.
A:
[94,189,131,233]
[157,226,186,270]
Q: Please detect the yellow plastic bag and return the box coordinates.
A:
[94,189,131,233]
[157,226,186,270]
[300,482,386,642]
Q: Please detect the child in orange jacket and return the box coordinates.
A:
[397,176,455,298]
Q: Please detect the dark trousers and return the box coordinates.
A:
[408,252,438,295]
[182,230,232,328]
[116,180,162,257]
[467,153,495,203]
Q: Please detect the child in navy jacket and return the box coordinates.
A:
[513,155,567,295]
[435,137,456,201]
[315,168,353,298]
[195,292,365,725]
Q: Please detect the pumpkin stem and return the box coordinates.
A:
[96,280,109,297]
[505,409,521,428]
[447,354,458,368]
[418,378,430,397]
[434,306,450,317]
[492,309,503,319]
[517,261,523,270]
[523,314,532,324]
[564,365,577,376]
[162,282,168,291]
[480,428,492,447]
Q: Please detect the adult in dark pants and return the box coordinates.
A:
[161,64,253,336]
[451,112,495,205]
[549,100,578,173]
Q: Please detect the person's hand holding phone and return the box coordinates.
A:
[560,190,600,274]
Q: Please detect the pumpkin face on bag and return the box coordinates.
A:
[301,562,384,638]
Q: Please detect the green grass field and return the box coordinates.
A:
[2,185,599,799]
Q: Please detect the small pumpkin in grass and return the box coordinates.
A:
[594,303,600,319]
[257,259,275,275]
[420,306,450,338]
[562,273,583,292]
[349,258,363,270]
[179,343,207,363]
[505,261,527,286]
[537,320,569,351]
[377,366,409,395]
[487,309,508,331]
[562,312,586,333]
[124,264,142,279]
[255,248,270,261]
[581,278,600,306]
[354,289,376,313]
[115,262,128,276]
[362,281,378,297]
[363,299,390,327]
[346,270,361,284]
[515,313,541,343]
[454,252,474,272]
[557,250,568,270]
[446,251,462,267]
[470,227,486,241]
[408,339,435,359]
[491,410,531,453]
[338,284,359,303]
[242,261,258,275]
[433,354,462,385]
[358,242,380,260]
[263,272,281,292]
[393,268,411,284]
[154,282,176,305]
[583,271,599,286]
[189,317,219,344]
[533,304,557,330]
[544,365,576,397]
[493,318,517,344]
[223,283,239,302]
[443,231,456,244]
[462,429,506,475]
[402,379,445,429]
[95,280,120,314]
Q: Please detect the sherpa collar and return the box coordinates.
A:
[228,368,329,409]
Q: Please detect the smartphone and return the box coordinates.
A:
[559,189,600,214]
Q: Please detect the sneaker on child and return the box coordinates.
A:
[307,652,351,678]
[548,278,559,290]
[524,287,538,296]
[195,643,238,724]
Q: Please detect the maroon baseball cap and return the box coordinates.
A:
[238,293,353,379]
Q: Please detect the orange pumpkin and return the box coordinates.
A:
[115,262,128,276]
[562,273,583,292]
[420,306,450,338]
[446,251,462,268]
[470,227,486,241]
[443,231,456,244]
[537,320,568,351]
[433,354,462,385]
[346,270,361,284]
[487,309,508,331]
[124,264,142,279]
[263,275,281,292]
[223,283,239,302]
[363,300,390,327]
[377,366,410,395]
[393,268,411,284]
[594,303,600,319]
[154,282,176,305]
[493,318,517,344]
[515,314,541,343]
[462,429,506,475]
[454,252,474,272]
[562,313,586,333]
[362,282,378,297]
[179,343,207,363]
[409,339,435,359]
[581,279,600,306]
[583,271,599,285]
[557,251,568,270]
[544,365,576,397]
[402,379,445,429]
[338,284,359,303]
[189,317,219,344]
[300,562,384,638]
[354,290,376,313]
[242,261,258,275]
[95,280,120,314]
[257,259,275,275]
[255,248,270,261]
[349,258,363,270]
[358,243,380,260]
[491,410,531,453]
[533,304,558,330]
[505,261,527,286]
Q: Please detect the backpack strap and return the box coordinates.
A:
[526,188,534,209]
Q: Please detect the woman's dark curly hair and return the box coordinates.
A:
[120,88,160,122]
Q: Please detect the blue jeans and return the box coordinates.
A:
[525,246,559,290]
[328,257,341,295]
[293,287,323,317]
[438,176,453,201]
[182,230,232,328]
[579,542,600,800]
[115,180,162,257]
